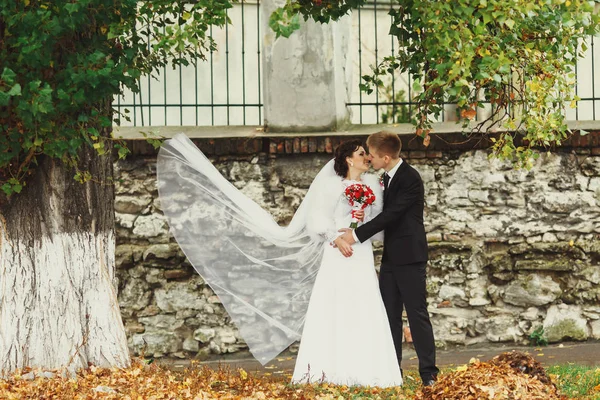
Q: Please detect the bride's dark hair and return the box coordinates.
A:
[333,139,364,178]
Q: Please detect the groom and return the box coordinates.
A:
[338,131,439,386]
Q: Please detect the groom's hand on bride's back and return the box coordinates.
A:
[333,236,353,257]
[337,228,356,245]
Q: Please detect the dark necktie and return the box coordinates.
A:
[383,172,390,191]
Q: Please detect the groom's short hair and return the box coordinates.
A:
[366,131,401,159]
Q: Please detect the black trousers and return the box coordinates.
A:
[379,261,439,381]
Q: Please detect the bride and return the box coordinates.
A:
[157,134,402,387]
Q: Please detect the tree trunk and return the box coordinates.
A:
[0,128,130,374]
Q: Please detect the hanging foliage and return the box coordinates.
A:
[0,0,232,197]
[271,0,600,167]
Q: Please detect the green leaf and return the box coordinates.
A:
[2,83,21,98]
[0,92,10,106]
[1,68,17,85]
[481,12,492,25]
[64,3,80,14]
[1,183,14,196]
[269,7,301,39]
[116,144,131,159]
[412,78,422,93]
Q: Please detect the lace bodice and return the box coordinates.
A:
[306,174,384,243]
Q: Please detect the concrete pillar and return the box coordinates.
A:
[261,1,352,132]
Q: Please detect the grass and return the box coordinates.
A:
[548,364,600,399]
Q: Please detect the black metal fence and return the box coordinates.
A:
[348,2,600,124]
[115,0,263,127]
[114,1,600,127]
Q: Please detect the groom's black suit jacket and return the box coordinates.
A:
[355,161,428,265]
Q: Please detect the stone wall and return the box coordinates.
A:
[115,134,600,359]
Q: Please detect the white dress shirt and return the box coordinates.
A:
[352,158,403,243]
[385,158,403,182]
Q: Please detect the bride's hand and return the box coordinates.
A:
[352,210,365,222]
[333,237,353,258]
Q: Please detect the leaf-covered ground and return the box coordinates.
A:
[1,352,599,399]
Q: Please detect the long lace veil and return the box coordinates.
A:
[156,133,337,365]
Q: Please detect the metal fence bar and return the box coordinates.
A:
[117,89,121,124]
[257,1,262,124]
[210,25,215,125]
[576,52,579,121]
[592,36,596,119]
[241,0,246,124]
[358,7,363,124]
[373,0,379,122]
[147,23,152,126]
[117,103,263,107]
[132,79,137,126]
[407,70,412,121]
[226,9,231,125]
[138,80,144,126]
[163,25,168,125]
[179,62,183,125]
[390,11,396,123]
[195,58,199,125]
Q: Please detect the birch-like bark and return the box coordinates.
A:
[0,130,130,375]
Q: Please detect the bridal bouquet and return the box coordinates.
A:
[344,183,376,229]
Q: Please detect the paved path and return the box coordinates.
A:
[160,341,600,376]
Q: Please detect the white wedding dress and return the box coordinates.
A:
[292,176,403,387]
[156,134,402,387]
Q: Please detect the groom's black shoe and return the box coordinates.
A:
[422,374,437,387]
